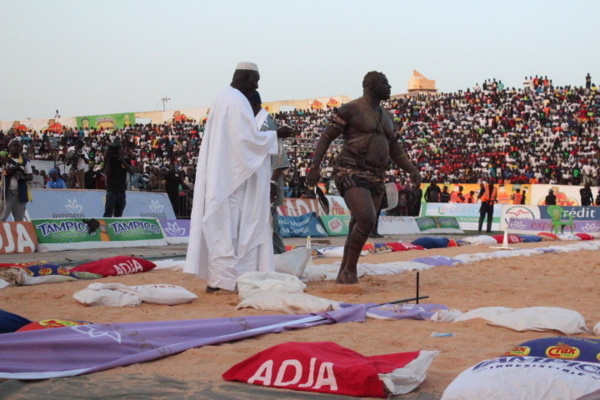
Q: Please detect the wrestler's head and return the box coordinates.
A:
[363,71,391,101]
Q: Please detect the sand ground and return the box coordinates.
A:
[1,234,599,399]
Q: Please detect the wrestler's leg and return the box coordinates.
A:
[337,187,380,284]
[338,214,356,278]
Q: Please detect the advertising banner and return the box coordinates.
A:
[0,222,37,254]
[506,217,600,234]
[277,198,323,217]
[319,215,351,236]
[530,184,600,207]
[324,195,351,215]
[500,205,600,231]
[415,216,463,234]
[421,202,501,231]
[420,183,532,205]
[158,219,190,244]
[278,212,328,238]
[377,216,420,235]
[75,113,136,129]
[28,190,175,220]
[33,218,167,252]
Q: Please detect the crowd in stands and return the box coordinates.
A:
[2,74,600,208]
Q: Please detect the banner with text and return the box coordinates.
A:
[506,217,600,234]
[28,189,175,220]
[500,205,600,231]
[0,222,37,254]
[33,218,167,252]
[277,198,323,217]
[319,215,351,236]
[421,202,502,231]
[378,216,420,235]
[278,213,328,238]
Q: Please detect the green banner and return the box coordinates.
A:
[415,216,461,232]
[319,215,351,236]
[76,113,135,129]
[33,218,164,244]
[415,216,438,232]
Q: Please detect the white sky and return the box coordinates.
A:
[1,0,599,121]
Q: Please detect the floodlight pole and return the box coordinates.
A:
[161,96,171,111]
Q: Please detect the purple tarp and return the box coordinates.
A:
[0,304,367,380]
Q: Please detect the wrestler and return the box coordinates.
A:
[307,71,421,284]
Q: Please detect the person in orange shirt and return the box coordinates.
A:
[510,188,523,205]
[477,182,497,233]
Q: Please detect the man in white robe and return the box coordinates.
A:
[184,62,294,291]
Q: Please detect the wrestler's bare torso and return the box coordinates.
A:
[335,97,394,169]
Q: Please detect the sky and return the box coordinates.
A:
[2,0,599,121]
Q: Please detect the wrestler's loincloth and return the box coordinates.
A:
[333,159,386,197]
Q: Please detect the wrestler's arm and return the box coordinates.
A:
[306,107,348,185]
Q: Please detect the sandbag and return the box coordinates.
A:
[237,271,306,301]
[73,283,142,307]
[131,284,198,305]
[454,306,588,335]
[236,292,340,314]
[442,356,600,400]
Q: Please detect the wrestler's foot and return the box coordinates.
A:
[369,233,383,238]
[335,271,359,285]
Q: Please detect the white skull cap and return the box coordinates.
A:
[235,62,259,72]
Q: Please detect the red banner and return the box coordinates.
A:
[0,222,37,254]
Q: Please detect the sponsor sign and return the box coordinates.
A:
[159,219,190,244]
[530,184,583,206]
[415,216,463,234]
[324,196,350,215]
[277,198,322,217]
[378,216,420,235]
[0,222,37,254]
[75,112,135,129]
[28,189,175,220]
[422,202,501,231]
[541,206,600,221]
[32,218,167,251]
[278,212,328,238]
[507,218,600,234]
[319,215,351,236]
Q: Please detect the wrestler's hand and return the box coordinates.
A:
[276,126,295,139]
[306,167,320,186]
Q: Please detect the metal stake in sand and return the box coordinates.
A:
[491,229,514,250]
[416,271,420,304]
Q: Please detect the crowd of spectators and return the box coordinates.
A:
[2,74,599,205]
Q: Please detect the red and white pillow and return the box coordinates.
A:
[223,342,437,398]
[70,256,156,277]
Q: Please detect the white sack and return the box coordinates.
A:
[131,284,198,305]
[73,282,197,307]
[442,356,600,400]
[454,306,588,335]
[237,271,306,301]
[236,292,340,314]
[73,283,142,307]
[381,350,439,395]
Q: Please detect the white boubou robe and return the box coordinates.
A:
[184,87,278,290]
